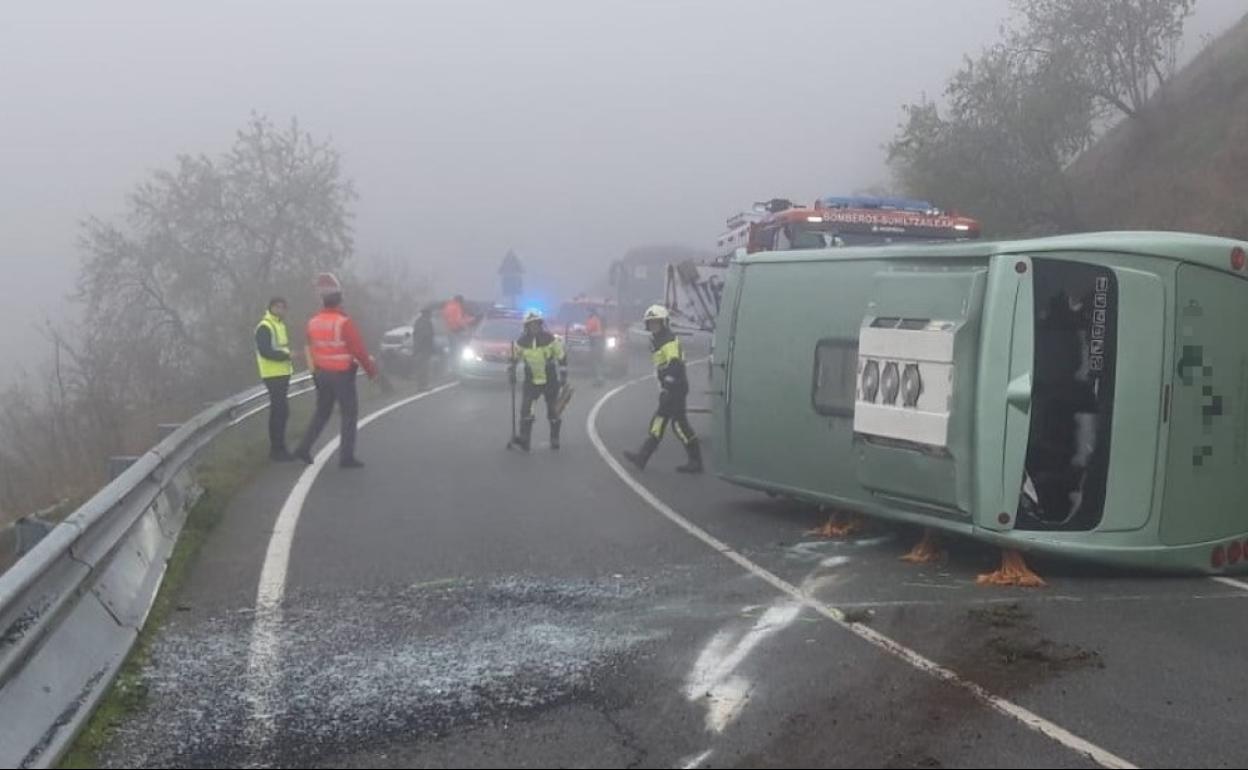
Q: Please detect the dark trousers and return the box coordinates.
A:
[589,337,605,383]
[297,369,359,462]
[413,352,431,391]
[649,389,696,446]
[520,379,560,422]
[263,375,291,455]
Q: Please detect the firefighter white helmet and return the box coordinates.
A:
[643,305,670,323]
[522,309,544,325]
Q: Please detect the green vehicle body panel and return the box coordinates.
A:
[1161,264,1248,547]
[712,231,1248,573]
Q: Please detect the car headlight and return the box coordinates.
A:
[461,346,480,362]
[606,336,618,350]
[881,362,900,405]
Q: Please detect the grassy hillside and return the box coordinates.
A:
[1069,13,1248,237]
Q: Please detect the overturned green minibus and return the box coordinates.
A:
[711,232,1248,573]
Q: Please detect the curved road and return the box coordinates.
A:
[97,356,1248,769]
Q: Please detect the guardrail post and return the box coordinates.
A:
[107,455,141,480]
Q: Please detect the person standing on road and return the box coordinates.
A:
[255,296,295,461]
[294,273,379,469]
[623,304,702,474]
[508,309,567,452]
[442,294,475,369]
[411,307,436,391]
[586,307,606,388]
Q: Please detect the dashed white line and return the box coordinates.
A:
[587,377,1136,770]
[244,382,458,747]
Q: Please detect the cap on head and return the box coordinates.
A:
[315,272,342,298]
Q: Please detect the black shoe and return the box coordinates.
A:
[340,458,365,469]
[508,437,531,452]
[676,440,704,474]
[515,419,534,453]
[295,449,314,465]
[270,449,296,462]
[624,437,659,471]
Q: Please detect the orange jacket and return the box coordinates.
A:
[307,307,378,377]
[442,299,469,333]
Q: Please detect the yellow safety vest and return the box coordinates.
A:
[513,334,565,386]
[256,312,294,379]
[652,336,681,370]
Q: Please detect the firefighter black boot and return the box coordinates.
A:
[515,417,534,452]
[676,438,704,474]
[623,436,659,470]
[550,419,562,451]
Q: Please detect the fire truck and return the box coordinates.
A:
[747,195,980,252]
[665,196,982,333]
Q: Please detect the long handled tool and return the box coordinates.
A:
[554,324,575,418]
[505,370,519,449]
[553,382,575,419]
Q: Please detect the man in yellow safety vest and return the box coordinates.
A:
[255,296,296,461]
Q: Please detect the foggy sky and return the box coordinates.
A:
[2,0,1244,357]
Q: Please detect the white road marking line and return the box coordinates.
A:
[1211,575,1248,592]
[678,748,714,769]
[587,378,1136,770]
[832,591,1248,609]
[686,600,803,733]
[687,554,853,735]
[243,382,458,747]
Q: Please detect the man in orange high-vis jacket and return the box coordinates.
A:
[442,294,475,368]
[585,308,606,387]
[294,273,379,469]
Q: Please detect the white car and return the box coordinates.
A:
[378,322,450,378]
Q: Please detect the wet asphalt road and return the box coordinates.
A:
[98,354,1248,769]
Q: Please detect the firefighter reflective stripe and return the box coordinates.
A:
[650,414,665,438]
[648,414,694,445]
[308,312,353,371]
[512,337,565,386]
[256,312,294,379]
[652,337,681,369]
[672,419,691,444]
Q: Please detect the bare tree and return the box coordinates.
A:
[78,113,356,401]
[1012,0,1197,119]
[889,45,1096,236]
[2,115,360,524]
[353,252,436,340]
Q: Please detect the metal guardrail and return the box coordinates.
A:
[0,372,314,768]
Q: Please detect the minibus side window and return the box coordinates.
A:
[812,338,859,417]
